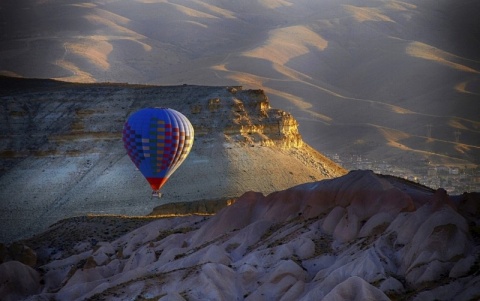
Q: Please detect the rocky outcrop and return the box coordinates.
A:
[0,77,345,243]
[193,88,303,148]
[0,243,36,267]
[0,261,41,301]
[3,170,479,300]
[149,197,236,217]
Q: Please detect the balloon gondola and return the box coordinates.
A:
[122,108,194,197]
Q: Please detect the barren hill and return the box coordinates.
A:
[2,170,479,300]
[1,0,479,167]
[0,76,345,243]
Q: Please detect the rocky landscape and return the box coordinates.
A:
[1,170,479,300]
[1,0,479,168]
[0,79,479,300]
[0,76,344,243]
[1,77,479,301]
[1,1,479,299]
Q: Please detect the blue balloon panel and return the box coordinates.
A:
[122,108,194,191]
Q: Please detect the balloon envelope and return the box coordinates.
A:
[122,108,194,192]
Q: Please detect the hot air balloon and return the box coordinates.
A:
[122,108,194,197]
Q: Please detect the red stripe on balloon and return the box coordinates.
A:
[146,177,169,191]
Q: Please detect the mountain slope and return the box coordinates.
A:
[2,170,479,300]
[0,76,345,243]
[1,0,478,168]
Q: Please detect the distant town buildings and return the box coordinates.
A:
[327,153,480,195]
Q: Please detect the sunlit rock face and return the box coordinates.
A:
[191,88,303,148]
[2,170,479,300]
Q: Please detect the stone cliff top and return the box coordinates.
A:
[0,77,345,242]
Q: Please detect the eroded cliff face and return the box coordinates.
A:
[192,87,303,148]
[0,79,312,175]
[0,77,345,243]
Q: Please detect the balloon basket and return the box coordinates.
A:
[151,191,162,198]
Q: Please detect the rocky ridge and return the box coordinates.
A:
[1,170,479,300]
[0,76,345,243]
[2,0,479,166]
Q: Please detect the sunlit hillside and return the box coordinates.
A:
[1,0,479,169]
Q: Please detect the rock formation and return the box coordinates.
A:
[191,87,303,148]
[1,170,479,300]
[0,76,345,243]
[2,0,479,167]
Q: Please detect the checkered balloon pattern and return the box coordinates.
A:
[122,108,194,191]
